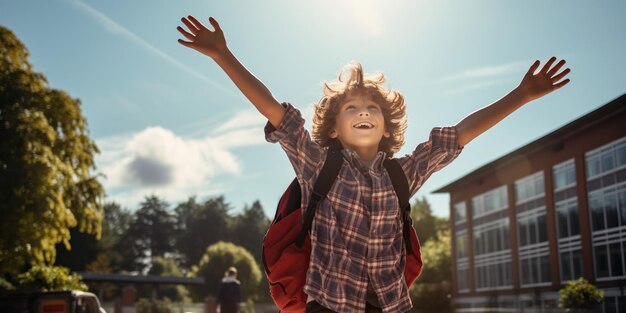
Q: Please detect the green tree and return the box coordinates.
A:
[559,277,604,310]
[411,196,446,243]
[0,26,104,280]
[190,241,261,303]
[230,201,270,265]
[118,196,176,273]
[136,297,174,313]
[230,201,272,302]
[145,256,189,302]
[410,229,452,312]
[55,202,131,272]
[16,265,87,292]
[175,196,231,269]
[54,228,99,271]
[417,229,452,283]
[96,202,132,272]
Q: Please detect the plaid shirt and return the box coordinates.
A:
[265,103,463,313]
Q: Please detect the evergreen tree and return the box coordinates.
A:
[230,201,270,265]
[118,196,175,273]
[175,196,231,269]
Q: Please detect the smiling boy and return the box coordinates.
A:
[177,15,570,313]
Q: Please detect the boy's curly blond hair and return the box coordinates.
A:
[312,62,407,157]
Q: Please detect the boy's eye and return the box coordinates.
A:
[368,105,379,110]
[346,105,355,110]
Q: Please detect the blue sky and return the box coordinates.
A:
[1,0,625,218]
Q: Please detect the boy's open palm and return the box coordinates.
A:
[177,16,227,59]
[519,57,571,102]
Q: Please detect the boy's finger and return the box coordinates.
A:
[177,39,194,48]
[177,26,195,41]
[552,68,571,82]
[209,17,222,31]
[547,59,566,77]
[526,60,540,76]
[553,78,571,90]
[540,56,557,73]
[181,18,198,34]
[188,15,207,31]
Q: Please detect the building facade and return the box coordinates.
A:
[434,94,626,312]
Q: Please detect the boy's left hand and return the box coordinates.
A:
[519,57,571,102]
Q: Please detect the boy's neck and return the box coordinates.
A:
[348,146,379,168]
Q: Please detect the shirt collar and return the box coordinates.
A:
[341,149,387,173]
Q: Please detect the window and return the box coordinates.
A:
[585,137,626,178]
[610,242,624,276]
[589,194,605,231]
[457,268,469,291]
[589,186,626,232]
[456,232,468,259]
[472,186,508,218]
[455,201,466,224]
[520,254,551,285]
[595,244,610,278]
[515,171,545,204]
[556,199,580,239]
[474,219,509,255]
[475,262,512,289]
[518,210,548,247]
[553,159,576,191]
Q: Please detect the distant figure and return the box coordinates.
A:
[216,266,242,313]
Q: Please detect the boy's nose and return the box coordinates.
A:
[359,111,369,117]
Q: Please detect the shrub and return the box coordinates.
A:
[16,265,87,292]
[559,277,604,309]
[189,241,261,302]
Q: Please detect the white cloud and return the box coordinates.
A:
[447,80,501,95]
[437,59,531,95]
[438,60,529,83]
[95,114,267,209]
[214,109,266,133]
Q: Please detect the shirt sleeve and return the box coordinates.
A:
[395,126,463,196]
[265,103,326,193]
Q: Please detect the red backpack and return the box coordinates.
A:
[262,151,423,313]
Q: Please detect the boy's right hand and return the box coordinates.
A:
[177,16,228,59]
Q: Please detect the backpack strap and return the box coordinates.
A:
[383,159,415,254]
[295,151,344,248]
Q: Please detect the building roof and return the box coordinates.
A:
[433,93,626,193]
[77,272,205,285]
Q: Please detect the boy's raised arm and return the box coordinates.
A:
[455,57,571,147]
[177,15,285,128]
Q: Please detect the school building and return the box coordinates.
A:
[434,93,626,312]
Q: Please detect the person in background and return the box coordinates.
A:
[216,267,242,313]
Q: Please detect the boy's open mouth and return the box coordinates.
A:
[353,122,375,129]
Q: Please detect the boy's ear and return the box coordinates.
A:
[383,130,391,138]
[329,129,338,139]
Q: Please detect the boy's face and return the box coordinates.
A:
[329,94,390,153]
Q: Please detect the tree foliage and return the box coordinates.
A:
[0,26,104,279]
[230,201,272,302]
[16,265,87,292]
[418,229,452,284]
[117,196,175,273]
[410,229,452,312]
[175,196,231,269]
[411,196,447,243]
[409,196,453,313]
[144,257,189,303]
[559,277,604,309]
[231,201,270,265]
[190,241,261,302]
